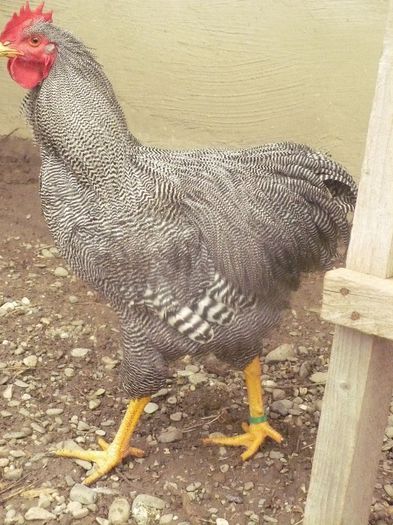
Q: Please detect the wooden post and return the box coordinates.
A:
[303,4,393,525]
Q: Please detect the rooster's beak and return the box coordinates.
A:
[0,42,23,58]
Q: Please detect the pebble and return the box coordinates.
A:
[270,399,293,416]
[89,399,101,410]
[160,515,174,525]
[310,371,328,384]
[4,467,23,481]
[54,266,69,277]
[25,507,56,521]
[41,248,54,258]
[269,450,284,460]
[383,484,393,498]
[144,402,159,414]
[157,427,183,444]
[4,429,32,440]
[186,482,201,492]
[67,501,89,519]
[265,343,296,363]
[108,497,130,524]
[169,412,182,422]
[3,384,13,400]
[132,494,166,525]
[70,483,97,505]
[299,361,312,378]
[46,407,64,416]
[23,355,38,367]
[272,389,286,401]
[188,372,208,385]
[77,420,90,431]
[385,426,393,439]
[71,347,90,358]
[69,295,79,304]
[216,520,229,525]
[244,481,254,491]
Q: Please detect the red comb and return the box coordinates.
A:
[1,2,53,42]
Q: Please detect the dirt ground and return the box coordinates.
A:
[0,136,392,525]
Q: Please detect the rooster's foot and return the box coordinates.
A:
[56,437,144,485]
[203,421,283,460]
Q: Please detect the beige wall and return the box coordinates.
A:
[0,1,388,180]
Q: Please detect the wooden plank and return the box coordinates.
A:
[304,328,393,525]
[321,267,393,339]
[304,3,393,524]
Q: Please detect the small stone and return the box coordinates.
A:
[144,402,159,414]
[0,457,10,467]
[89,399,101,410]
[270,399,293,416]
[220,464,229,473]
[160,515,174,525]
[299,361,312,378]
[3,384,13,400]
[71,347,90,358]
[4,467,23,481]
[41,248,54,258]
[188,372,208,385]
[384,484,393,498]
[97,519,110,525]
[46,407,64,416]
[132,494,166,525]
[23,355,38,368]
[265,343,296,363]
[21,297,31,306]
[77,420,90,431]
[272,389,286,401]
[167,396,177,405]
[38,493,52,509]
[310,371,328,384]
[385,426,393,439]
[269,450,284,460]
[216,520,229,525]
[169,412,182,422]
[25,507,56,521]
[54,266,69,277]
[70,483,97,505]
[244,481,254,491]
[157,427,183,444]
[64,367,75,377]
[69,295,79,304]
[67,501,89,518]
[108,497,130,524]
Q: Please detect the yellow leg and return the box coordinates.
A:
[56,397,150,485]
[204,357,283,460]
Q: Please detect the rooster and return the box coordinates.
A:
[0,2,357,485]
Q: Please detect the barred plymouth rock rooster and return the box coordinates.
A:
[0,2,357,485]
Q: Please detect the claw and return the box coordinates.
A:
[203,421,283,460]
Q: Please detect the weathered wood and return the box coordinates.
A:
[304,329,393,525]
[304,3,393,524]
[321,267,393,339]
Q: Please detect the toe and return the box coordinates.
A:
[55,448,101,462]
[97,438,110,450]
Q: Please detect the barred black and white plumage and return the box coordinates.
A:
[18,21,356,399]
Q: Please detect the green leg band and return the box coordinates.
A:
[249,415,268,424]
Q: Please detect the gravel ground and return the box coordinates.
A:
[1,136,393,525]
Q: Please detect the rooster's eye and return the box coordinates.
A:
[29,36,41,47]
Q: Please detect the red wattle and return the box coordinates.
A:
[8,57,50,89]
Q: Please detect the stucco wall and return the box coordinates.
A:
[0,1,389,179]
